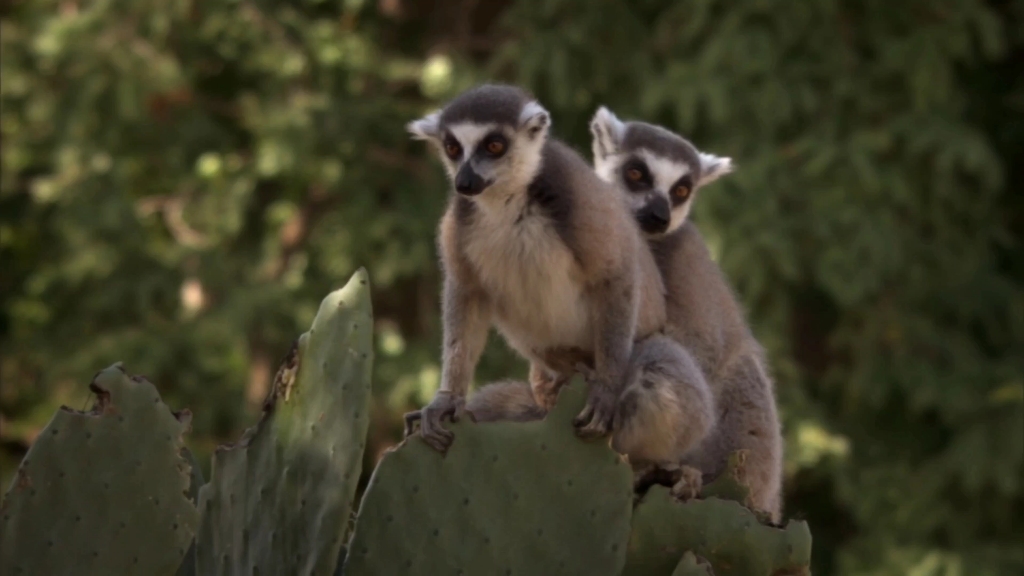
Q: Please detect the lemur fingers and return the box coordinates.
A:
[409,390,465,453]
[670,466,703,502]
[573,387,617,439]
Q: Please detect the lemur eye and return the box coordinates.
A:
[483,136,507,157]
[443,139,462,160]
[673,184,691,199]
[626,168,643,181]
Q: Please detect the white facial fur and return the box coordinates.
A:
[590,106,733,236]
[407,103,550,206]
[408,99,593,362]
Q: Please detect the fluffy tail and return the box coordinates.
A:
[466,379,547,423]
[612,335,715,467]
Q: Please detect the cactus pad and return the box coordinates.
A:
[341,379,634,576]
[624,487,812,576]
[672,552,715,576]
[195,268,374,576]
[0,364,198,576]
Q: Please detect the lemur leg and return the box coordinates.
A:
[528,362,568,412]
[405,275,491,453]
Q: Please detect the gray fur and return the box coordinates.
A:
[407,85,669,451]
[438,84,536,127]
[590,106,733,236]
[590,107,784,522]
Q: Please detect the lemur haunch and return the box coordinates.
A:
[589,106,785,522]
[402,84,672,451]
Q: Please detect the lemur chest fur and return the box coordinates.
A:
[460,194,591,353]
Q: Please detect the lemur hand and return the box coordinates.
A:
[571,362,616,439]
[403,390,466,453]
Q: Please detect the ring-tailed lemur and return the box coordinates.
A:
[402,84,684,452]
[588,106,784,522]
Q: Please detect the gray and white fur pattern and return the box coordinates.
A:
[589,106,785,522]
[403,84,673,453]
[590,106,732,236]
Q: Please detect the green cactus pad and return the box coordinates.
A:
[341,378,634,576]
[624,487,812,576]
[672,552,715,576]
[195,268,374,576]
[0,364,199,576]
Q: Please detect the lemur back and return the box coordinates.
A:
[649,223,760,383]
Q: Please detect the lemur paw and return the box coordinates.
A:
[572,386,616,439]
[403,391,466,453]
[670,466,704,502]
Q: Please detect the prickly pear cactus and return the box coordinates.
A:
[195,268,374,576]
[341,379,635,576]
[671,552,715,576]
[0,364,199,576]
[624,486,812,576]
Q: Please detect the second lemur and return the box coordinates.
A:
[588,106,785,521]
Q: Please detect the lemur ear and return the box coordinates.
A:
[407,110,442,141]
[590,106,626,161]
[697,152,734,186]
[518,101,551,140]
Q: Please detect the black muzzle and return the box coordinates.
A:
[636,198,670,234]
[455,164,490,196]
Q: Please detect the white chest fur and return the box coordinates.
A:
[462,194,592,358]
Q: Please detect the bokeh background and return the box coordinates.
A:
[2,0,1022,574]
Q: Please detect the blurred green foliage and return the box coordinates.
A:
[1,0,1021,574]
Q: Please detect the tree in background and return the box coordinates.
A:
[1,1,1021,574]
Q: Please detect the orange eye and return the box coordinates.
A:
[486,140,506,155]
[444,141,461,159]
[626,168,643,181]
[673,184,691,199]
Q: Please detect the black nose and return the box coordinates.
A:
[637,199,670,234]
[455,163,489,196]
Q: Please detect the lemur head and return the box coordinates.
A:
[407,84,551,198]
[590,106,733,236]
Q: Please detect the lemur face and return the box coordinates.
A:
[407,84,550,197]
[590,107,733,236]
